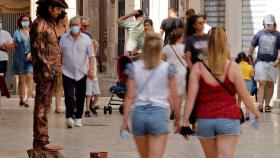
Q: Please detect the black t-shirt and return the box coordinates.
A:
[184,34,208,63]
[160,17,184,45]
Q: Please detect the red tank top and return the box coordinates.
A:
[196,63,242,119]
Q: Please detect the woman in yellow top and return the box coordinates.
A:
[236,52,254,120]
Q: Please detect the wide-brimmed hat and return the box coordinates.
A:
[36,0,68,9]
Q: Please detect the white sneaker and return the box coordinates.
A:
[75,119,83,127]
[67,118,74,128]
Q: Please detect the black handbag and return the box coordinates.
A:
[202,62,245,124]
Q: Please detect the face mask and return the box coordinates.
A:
[21,21,30,28]
[0,23,2,31]
[70,26,80,34]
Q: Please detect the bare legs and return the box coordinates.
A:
[258,80,273,112]
[134,134,168,158]
[199,135,239,158]
[85,94,100,116]
[18,73,34,107]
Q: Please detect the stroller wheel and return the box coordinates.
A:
[108,106,112,115]
[119,105,124,115]
[104,106,107,115]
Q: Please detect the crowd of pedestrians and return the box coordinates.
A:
[0,0,278,157]
[118,7,267,158]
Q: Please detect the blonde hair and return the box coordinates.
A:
[207,27,229,77]
[142,32,163,69]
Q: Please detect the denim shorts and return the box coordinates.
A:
[197,118,242,138]
[131,105,170,136]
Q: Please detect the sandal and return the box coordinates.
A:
[43,144,63,151]
[265,106,271,113]
[259,105,263,112]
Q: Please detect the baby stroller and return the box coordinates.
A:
[104,55,133,114]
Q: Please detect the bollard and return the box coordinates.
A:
[90,152,108,158]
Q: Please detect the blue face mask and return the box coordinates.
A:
[70,26,80,34]
[21,21,30,28]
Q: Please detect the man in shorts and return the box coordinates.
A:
[248,14,280,113]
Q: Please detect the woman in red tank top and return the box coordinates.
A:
[181,27,262,158]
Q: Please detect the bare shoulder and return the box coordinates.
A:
[228,61,242,80]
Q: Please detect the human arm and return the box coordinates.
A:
[0,32,14,51]
[168,74,181,133]
[119,10,138,21]
[181,64,200,137]
[160,29,164,37]
[87,39,95,80]
[231,63,261,122]
[185,51,192,69]
[159,20,165,36]
[120,77,135,133]
[118,10,138,29]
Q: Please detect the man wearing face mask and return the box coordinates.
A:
[29,0,68,155]
[60,16,94,128]
[0,19,14,77]
[248,14,280,113]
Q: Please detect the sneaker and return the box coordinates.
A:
[67,118,74,128]
[85,111,90,117]
[75,119,83,127]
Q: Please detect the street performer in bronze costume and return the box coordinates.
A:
[28,0,68,157]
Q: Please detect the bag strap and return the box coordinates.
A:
[170,45,187,69]
[137,62,161,94]
[201,61,234,96]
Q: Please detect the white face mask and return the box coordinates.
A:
[0,23,2,31]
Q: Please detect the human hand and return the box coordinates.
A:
[120,123,130,134]
[87,69,94,80]
[273,59,280,67]
[255,111,262,123]
[26,53,32,61]
[132,10,139,16]
[173,118,181,134]
[0,44,8,51]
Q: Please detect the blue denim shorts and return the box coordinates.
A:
[131,105,170,136]
[197,118,242,138]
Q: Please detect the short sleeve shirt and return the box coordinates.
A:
[60,33,94,81]
[118,18,144,51]
[184,34,208,63]
[0,30,13,61]
[160,17,184,45]
[251,29,280,62]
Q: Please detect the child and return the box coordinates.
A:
[248,55,258,103]
[85,40,100,117]
[236,52,253,120]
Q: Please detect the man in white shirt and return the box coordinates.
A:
[0,19,14,76]
[60,16,94,128]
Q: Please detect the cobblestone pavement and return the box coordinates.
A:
[0,97,280,158]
